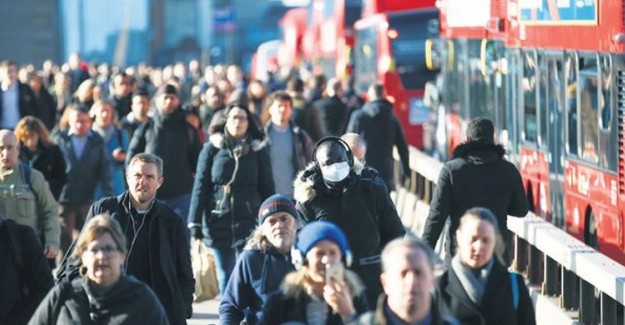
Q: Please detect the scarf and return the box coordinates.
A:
[451,255,494,305]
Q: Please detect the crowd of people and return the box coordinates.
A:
[0,54,535,325]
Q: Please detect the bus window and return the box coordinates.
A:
[345,0,361,26]
[538,53,548,147]
[599,55,617,171]
[565,53,578,155]
[354,25,377,94]
[578,54,599,163]
[468,40,488,120]
[388,10,439,90]
[522,50,538,143]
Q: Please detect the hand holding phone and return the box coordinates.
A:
[325,262,345,284]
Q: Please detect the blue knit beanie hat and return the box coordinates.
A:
[296,221,350,257]
[258,194,299,224]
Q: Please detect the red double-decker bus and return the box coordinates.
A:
[433,0,625,263]
[353,0,439,149]
[506,0,625,263]
[278,8,307,72]
[430,0,508,160]
[303,0,362,79]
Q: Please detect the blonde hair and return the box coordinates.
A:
[14,116,54,146]
[72,214,128,263]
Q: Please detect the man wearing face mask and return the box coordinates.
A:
[293,136,405,307]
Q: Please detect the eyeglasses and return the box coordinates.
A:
[86,245,119,256]
[228,115,248,122]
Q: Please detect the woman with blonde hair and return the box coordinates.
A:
[260,221,369,324]
[29,214,168,325]
[15,116,67,200]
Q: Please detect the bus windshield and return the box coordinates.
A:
[355,25,378,93]
[388,9,439,90]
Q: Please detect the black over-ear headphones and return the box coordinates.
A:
[312,136,354,170]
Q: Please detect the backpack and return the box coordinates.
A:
[18,163,36,199]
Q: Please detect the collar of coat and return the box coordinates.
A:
[263,120,303,135]
[208,132,268,152]
[280,268,365,300]
[293,159,365,203]
[451,141,506,160]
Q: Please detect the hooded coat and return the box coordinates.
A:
[346,98,410,191]
[421,142,529,260]
[28,276,169,325]
[188,132,274,247]
[293,160,405,305]
[218,232,295,324]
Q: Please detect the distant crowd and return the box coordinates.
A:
[0,53,534,325]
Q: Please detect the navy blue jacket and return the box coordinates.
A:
[219,246,294,324]
[53,130,113,205]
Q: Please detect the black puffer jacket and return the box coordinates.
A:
[188,133,274,247]
[293,160,405,305]
[421,142,529,260]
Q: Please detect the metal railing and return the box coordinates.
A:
[394,146,625,325]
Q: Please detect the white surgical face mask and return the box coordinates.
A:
[320,162,350,182]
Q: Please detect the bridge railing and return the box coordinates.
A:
[393,146,625,325]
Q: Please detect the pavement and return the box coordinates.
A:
[189,298,221,325]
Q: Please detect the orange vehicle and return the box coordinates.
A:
[353,0,439,149]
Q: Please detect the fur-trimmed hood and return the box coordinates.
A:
[280,268,366,300]
[208,132,268,153]
[293,159,365,203]
[451,141,506,163]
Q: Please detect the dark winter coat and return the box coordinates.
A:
[28,276,169,325]
[219,238,295,324]
[259,269,369,325]
[0,81,35,125]
[57,192,194,325]
[127,108,202,199]
[19,143,67,200]
[346,99,410,191]
[32,88,57,131]
[291,94,323,142]
[351,294,459,325]
[313,95,349,137]
[54,130,113,205]
[293,160,405,305]
[188,133,274,247]
[0,219,53,325]
[434,259,536,325]
[421,142,529,260]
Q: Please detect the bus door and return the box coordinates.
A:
[542,53,565,226]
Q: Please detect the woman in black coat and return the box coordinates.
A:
[188,103,274,294]
[15,116,67,200]
[433,208,535,325]
[29,215,168,325]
